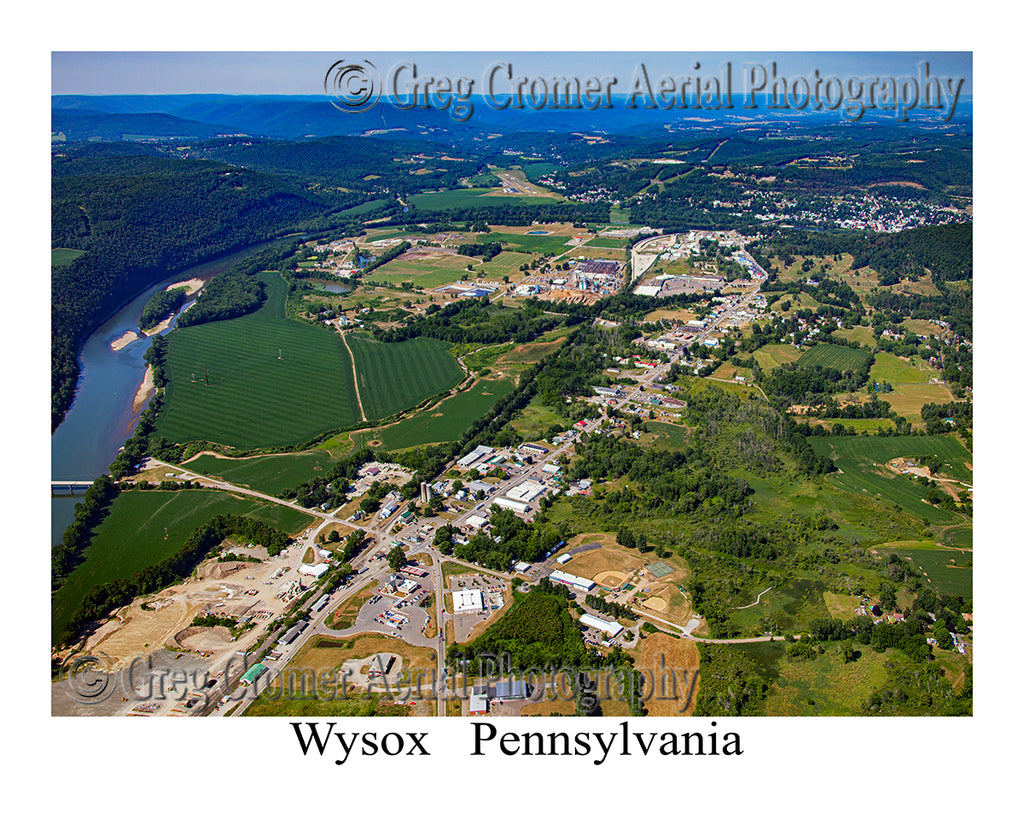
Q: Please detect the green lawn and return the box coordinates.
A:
[52,247,86,267]
[52,489,313,643]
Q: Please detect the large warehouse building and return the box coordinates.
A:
[548,569,596,593]
[579,613,624,638]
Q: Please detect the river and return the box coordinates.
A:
[50,241,284,545]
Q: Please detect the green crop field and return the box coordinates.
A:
[476,250,534,277]
[158,272,463,449]
[484,231,575,255]
[185,451,341,495]
[52,489,313,642]
[587,235,630,249]
[753,343,804,370]
[809,434,973,528]
[350,376,515,451]
[158,271,361,448]
[799,343,872,371]
[346,333,463,422]
[52,247,86,267]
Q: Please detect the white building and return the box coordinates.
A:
[457,445,496,469]
[548,569,595,593]
[492,497,530,514]
[298,563,329,578]
[579,613,624,638]
[453,589,486,614]
[507,480,545,503]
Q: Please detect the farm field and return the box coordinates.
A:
[483,231,576,255]
[158,273,464,449]
[876,542,972,597]
[587,235,631,249]
[753,343,804,370]
[349,376,515,451]
[809,417,897,434]
[866,352,953,423]
[365,250,475,289]
[158,271,360,449]
[409,189,558,211]
[52,247,85,267]
[808,434,972,530]
[799,342,872,371]
[473,250,534,277]
[184,450,341,496]
[346,333,463,421]
[833,326,877,347]
[52,489,313,643]
[870,351,937,384]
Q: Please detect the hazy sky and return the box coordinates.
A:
[52,52,972,96]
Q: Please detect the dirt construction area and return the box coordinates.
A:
[53,545,312,716]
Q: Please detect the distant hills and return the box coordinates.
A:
[52,93,973,143]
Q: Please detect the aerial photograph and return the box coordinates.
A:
[51,50,975,723]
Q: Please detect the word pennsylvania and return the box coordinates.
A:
[290,721,742,766]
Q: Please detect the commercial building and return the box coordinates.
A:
[457,445,496,469]
[493,680,528,701]
[507,480,546,503]
[239,663,268,686]
[453,589,486,614]
[556,554,573,565]
[298,563,329,578]
[466,514,488,529]
[469,685,489,715]
[492,497,530,514]
[548,569,596,593]
[579,613,624,638]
